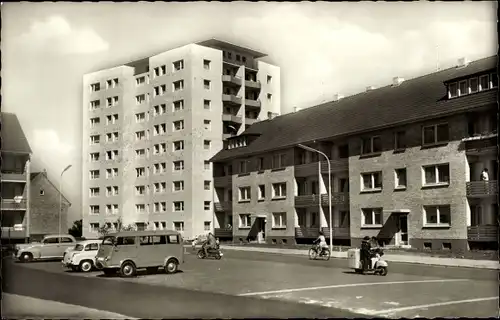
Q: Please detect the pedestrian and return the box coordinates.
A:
[192,236,198,251]
[360,236,371,272]
[480,168,489,181]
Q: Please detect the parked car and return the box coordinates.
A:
[95,230,184,277]
[62,240,102,272]
[14,234,77,262]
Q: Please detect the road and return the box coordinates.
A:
[3,249,498,318]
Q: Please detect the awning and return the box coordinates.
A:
[383,209,411,214]
[251,214,267,218]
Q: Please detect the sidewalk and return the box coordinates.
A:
[2,293,136,319]
[219,245,500,270]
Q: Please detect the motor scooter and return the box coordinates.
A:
[348,247,388,276]
[197,247,223,260]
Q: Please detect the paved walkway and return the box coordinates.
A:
[219,245,500,270]
[2,293,135,319]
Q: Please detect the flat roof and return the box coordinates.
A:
[196,38,267,59]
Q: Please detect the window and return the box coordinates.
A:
[154,104,167,116]
[154,84,167,97]
[135,185,146,196]
[117,237,135,246]
[256,157,265,171]
[258,185,265,200]
[173,201,184,212]
[106,132,119,143]
[448,82,458,98]
[361,136,382,155]
[173,80,184,91]
[154,143,167,154]
[90,82,100,92]
[173,160,184,171]
[106,168,118,179]
[267,93,272,101]
[203,59,211,69]
[362,208,383,226]
[239,214,251,228]
[204,140,211,150]
[204,80,211,90]
[135,130,146,141]
[272,212,286,228]
[204,99,211,110]
[135,149,146,158]
[106,78,118,89]
[106,150,118,160]
[90,170,100,179]
[204,180,211,190]
[173,120,184,131]
[458,80,468,96]
[204,221,211,231]
[135,112,146,123]
[271,154,286,169]
[153,162,166,174]
[90,223,100,233]
[135,204,146,213]
[153,182,166,193]
[173,100,184,111]
[491,72,498,88]
[90,205,100,215]
[106,114,118,125]
[424,205,451,226]
[154,123,167,136]
[136,167,146,178]
[204,161,211,170]
[85,243,99,251]
[136,94,146,105]
[394,131,406,150]
[173,180,184,192]
[90,117,100,128]
[479,74,489,91]
[173,140,184,151]
[204,201,211,210]
[422,123,449,145]
[204,120,211,131]
[242,56,247,63]
[361,172,382,191]
[236,54,241,61]
[90,100,100,110]
[239,187,251,201]
[136,76,146,86]
[395,168,407,189]
[90,152,100,162]
[90,187,100,197]
[470,78,479,93]
[153,65,166,77]
[173,60,184,71]
[267,75,272,84]
[423,164,450,186]
[153,202,167,213]
[272,183,287,198]
[106,204,119,215]
[106,96,118,107]
[106,186,119,197]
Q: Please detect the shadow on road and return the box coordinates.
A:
[96,268,184,278]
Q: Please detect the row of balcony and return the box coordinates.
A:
[1,199,27,210]
[466,181,497,198]
[222,75,262,90]
[467,225,498,242]
[221,114,258,126]
[222,94,261,108]
[1,171,27,182]
[1,226,27,239]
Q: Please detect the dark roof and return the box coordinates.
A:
[1,112,32,154]
[30,171,71,205]
[30,172,42,180]
[196,38,267,59]
[212,56,497,162]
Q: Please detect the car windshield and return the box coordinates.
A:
[74,244,84,251]
[102,236,116,245]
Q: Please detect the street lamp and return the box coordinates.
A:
[297,144,333,254]
[59,164,72,235]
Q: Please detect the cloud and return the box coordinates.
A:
[31,128,75,158]
[17,15,109,55]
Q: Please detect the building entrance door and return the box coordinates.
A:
[396,214,409,246]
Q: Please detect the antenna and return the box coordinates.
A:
[436,45,440,72]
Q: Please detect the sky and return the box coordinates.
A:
[1,2,497,226]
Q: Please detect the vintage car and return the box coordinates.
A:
[15,234,77,262]
[62,239,102,272]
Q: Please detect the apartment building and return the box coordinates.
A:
[82,39,281,239]
[211,56,498,252]
[1,112,32,243]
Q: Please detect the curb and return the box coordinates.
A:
[218,245,500,270]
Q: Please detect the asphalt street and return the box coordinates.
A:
[3,249,499,318]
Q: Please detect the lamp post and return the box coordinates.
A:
[298,144,332,254]
[59,164,72,235]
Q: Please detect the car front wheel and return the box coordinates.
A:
[79,260,94,272]
[20,252,33,263]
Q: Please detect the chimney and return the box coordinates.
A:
[267,112,278,120]
[333,93,344,101]
[392,77,404,87]
[294,107,302,113]
[457,57,470,68]
[43,169,47,176]
[366,86,376,92]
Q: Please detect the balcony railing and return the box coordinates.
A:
[214,228,233,238]
[295,227,320,238]
[245,118,257,125]
[245,80,261,90]
[222,94,242,106]
[1,171,27,182]
[222,114,243,124]
[221,75,242,86]
[321,193,349,206]
[214,176,232,188]
[244,99,261,108]
[295,195,321,207]
[322,226,350,239]
[466,181,498,197]
[214,201,232,213]
[464,134,498,156]
[467,225,498,242]
[294,159,348,177]
[1,199,27,210]
[1,226,27,239]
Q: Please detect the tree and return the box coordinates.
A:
[68,219,82,238]
[97,217,134,237]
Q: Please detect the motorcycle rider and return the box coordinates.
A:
[360,236,372,271]
[314,231,328,254]
[202,232,217,257]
